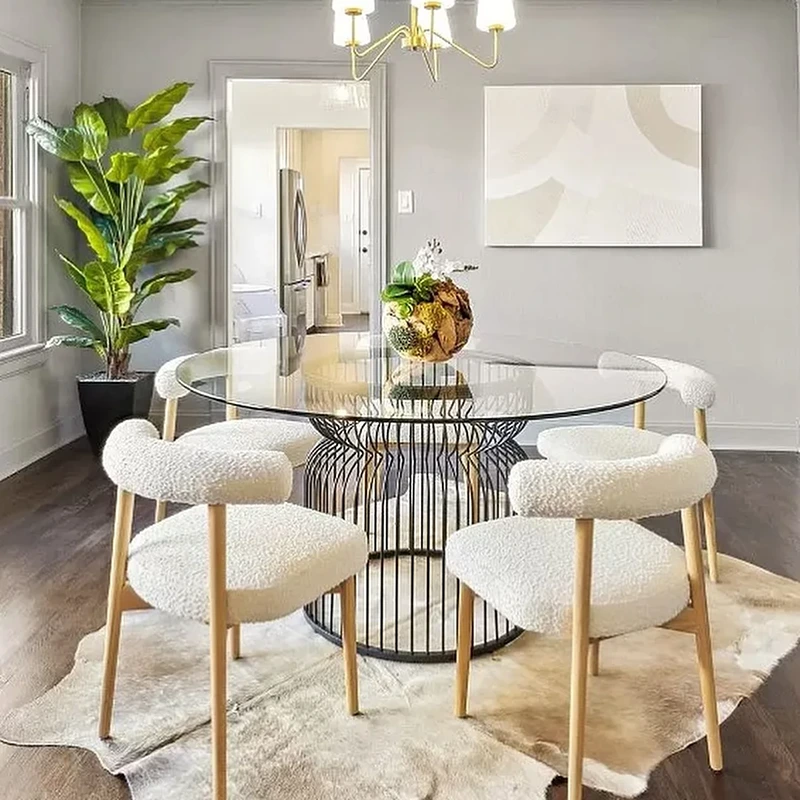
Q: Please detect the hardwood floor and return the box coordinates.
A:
[0,441,798,799]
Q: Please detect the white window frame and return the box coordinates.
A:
[0,34,45,366]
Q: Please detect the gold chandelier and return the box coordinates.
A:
[332,0,517,82]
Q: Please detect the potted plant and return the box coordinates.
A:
[26,82,210,455]
[381,239,477,362]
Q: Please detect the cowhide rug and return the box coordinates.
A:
[2,554,800,799]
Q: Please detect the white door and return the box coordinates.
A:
[339,158,371,316]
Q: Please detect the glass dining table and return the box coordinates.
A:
[176,333,666,663]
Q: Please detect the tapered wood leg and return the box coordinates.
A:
[568,519,594,800]
[588,640,600,677]
[154,398,179,523]
[454,584,475,718]
[681,507,723,772]
[340,576,359,715]
[208,505,229,800]
[99,488,135,739]
[702,493,720,583]
[633,401,646,430]
[228,625,241,660]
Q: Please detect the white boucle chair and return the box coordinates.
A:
[446,435,723,800]
[153,354,321,523]
[99,419,367,800]
[537,355,721,582]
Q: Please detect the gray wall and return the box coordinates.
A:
[81,0,800,448]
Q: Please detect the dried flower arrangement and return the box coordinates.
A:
[381,239,477,362]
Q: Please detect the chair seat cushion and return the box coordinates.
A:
[179,418,320,467]
[128,504,367,625]
[446,517,688,638]
[538,425,666,462]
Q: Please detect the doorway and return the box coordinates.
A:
[210,61,387,350]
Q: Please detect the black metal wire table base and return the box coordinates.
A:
[303,417,528,662]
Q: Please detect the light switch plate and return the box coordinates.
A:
[398,190,415,215]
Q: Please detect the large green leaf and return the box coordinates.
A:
[67,163,117,214]
[143,116,211,151]
[118,318,179,347]
[127,82,192,131]
[73,103,109,160]
[154,218,205,234]
[46,335,101,350]
[84,261,134,315]
[93,97,130,139]
[55,199,113,262]
[144,181,209,216]
[56,252,89,296]
[145,156,207,187]
[50,305,105,340]
[105,152,140,183]
[134,145,179,183]
[134,270,196,304]
[26,118,85,162]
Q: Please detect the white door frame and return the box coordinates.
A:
[339,158,371,316]
[209,60,388,347]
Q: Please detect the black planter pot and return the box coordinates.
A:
[77,372,155,458]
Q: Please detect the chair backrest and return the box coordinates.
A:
[155,355,193,400]
[508,434,717,521]
[637,355,716,410]
[102,419,294,506]
[598,352,716,410]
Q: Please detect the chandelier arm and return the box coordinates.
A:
[420,47,439,82]
[352,24,410,59]
[350,26,409,81]
[433,27,500,69]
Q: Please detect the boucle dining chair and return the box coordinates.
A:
[537,355,720,582]
[99,419,368,800]
[446,435,722,800]
[153,354,321,523]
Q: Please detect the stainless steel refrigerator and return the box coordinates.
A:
[279,168,311,372]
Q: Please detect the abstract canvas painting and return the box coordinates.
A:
[484,85,702,247]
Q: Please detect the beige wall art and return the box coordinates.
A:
[484,85,703,247]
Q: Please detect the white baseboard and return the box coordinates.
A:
[0,413,85,482]
[516,419,800,452]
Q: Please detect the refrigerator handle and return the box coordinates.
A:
[295,189,309,269]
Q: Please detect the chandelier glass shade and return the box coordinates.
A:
[331,0,516,82]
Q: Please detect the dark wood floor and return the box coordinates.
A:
[0,440,799,799]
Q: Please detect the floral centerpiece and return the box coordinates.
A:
[381,240,477,362]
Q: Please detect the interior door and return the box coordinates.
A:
[339,158,371,316]
[357,167,372,314]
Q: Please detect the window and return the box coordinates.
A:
[0,48,38,358]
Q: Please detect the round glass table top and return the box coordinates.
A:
[175,333,666,423]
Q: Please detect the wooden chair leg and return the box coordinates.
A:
[633,401,646,430]
[702,493,719,583]
[568,519,594,800]
[154,398,179,524]
[588,640,600,677]
[154,500,168,523]
[228,625,241,660]
[99,488,135,739]
[681,507,723,772]
[454,583,475,718]
[208,505,229,800]
[340,576,359,715]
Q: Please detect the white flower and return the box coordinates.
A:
[412,239,478,279]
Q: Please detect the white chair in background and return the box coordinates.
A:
[99,419,367,800]
[537,356,720,582]
[446,435,723,800]
[153,355,321,523]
